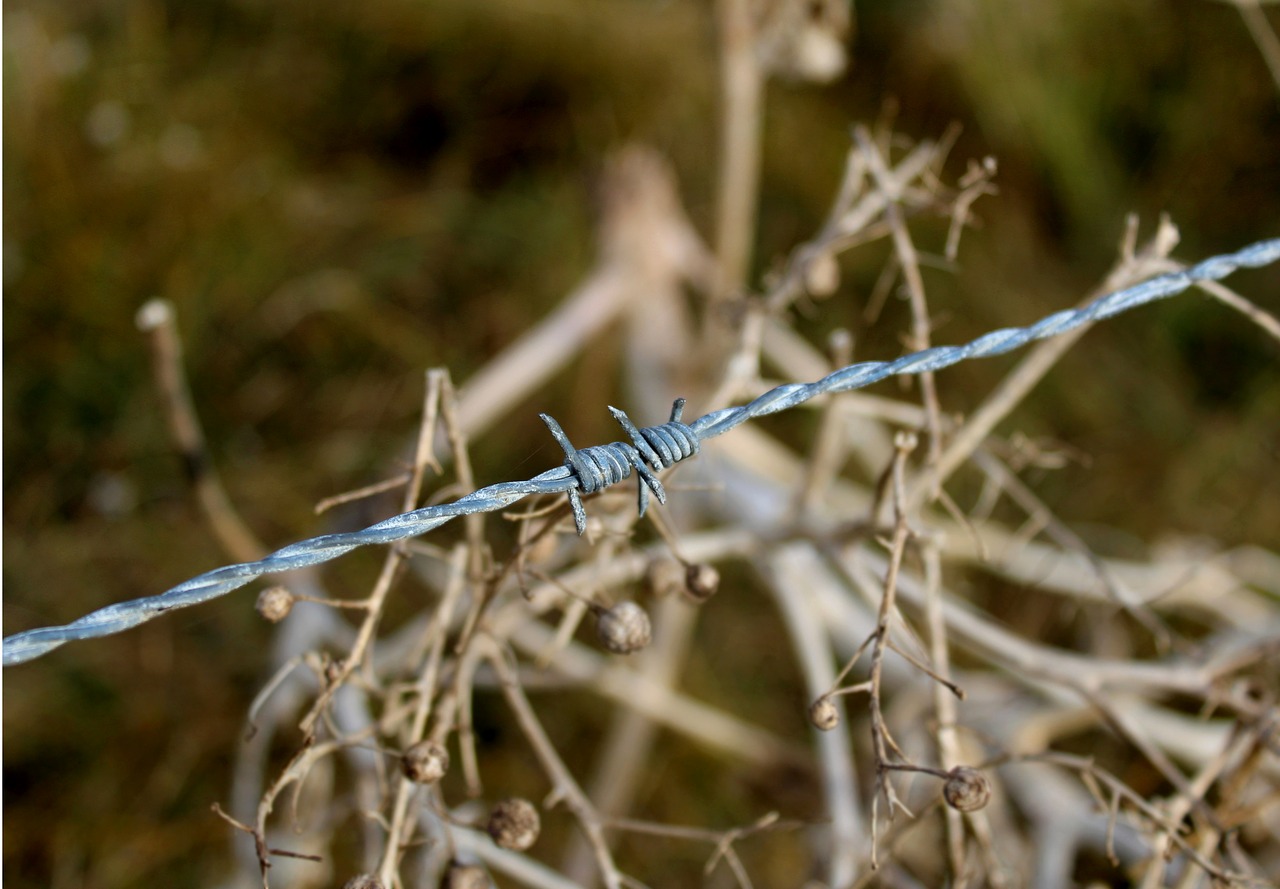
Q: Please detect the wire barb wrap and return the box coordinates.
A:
[540,399,699,534]
[4,236,1278,666]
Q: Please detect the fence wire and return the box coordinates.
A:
[5,237,1279,666]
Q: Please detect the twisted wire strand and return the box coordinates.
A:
[5,237,1277,666]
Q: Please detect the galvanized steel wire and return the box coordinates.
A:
[5,237,1278,666]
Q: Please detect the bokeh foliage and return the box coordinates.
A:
[4,1,1278,886]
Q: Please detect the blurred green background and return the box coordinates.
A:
[4,1,1279,887]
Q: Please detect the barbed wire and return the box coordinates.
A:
[5,237,1278,667]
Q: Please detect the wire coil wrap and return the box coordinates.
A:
[540,398,699,534]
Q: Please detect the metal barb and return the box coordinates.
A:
[540,401,700,535]
[4,237,1278,666]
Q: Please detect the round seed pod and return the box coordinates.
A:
[596,601,652,655]
[683,563,720,602]
[644,558,686,598]
[805,251,841,297]
[486,798,540,851]
[440,863,490,889]
[401,740,450,785]
[809,696,840,731]
[342,875,385,889]
[943,766,991,813]
[255,586,295,623]
[324,657,347,685]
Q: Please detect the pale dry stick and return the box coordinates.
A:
[456,147,712,440]
[1003,760,1134,889]
[434,368,495,661]
[602,812,798,889]
[488,527,758,635]
[473,636,626,889]
[869,433,921,869]
[210,803,323,887]
[910,217,1183,644]
[377,544,469,888]
[760,543,864,887]
[1138,252,1280,342]
[967,447,1145,619]
[533,546,612,669]
[298,372,449,737]
[919,541,982,884]
[808,540,1280,800]
[714,412,1267,620]
[508,612,804,768]
[1195,276,1280,341]
[1215,727,1280,880]
[1228,0,1280,92]
[699,299,769,418]
[562,593,699,886]
[859,124,976,880]
[1076,687,1221,825]
[913,214,1180,507]
[940,518,1268,618]
[318,368,445,518]
[136,298,265,562]
[944,156,999,262]
[315,474,414,516]
[990,685,1275,887]
[766,138,941,314]
[854,127,946,479]
[562,128,760,886]
[718,434,1273,880]
[447,824,584,889]
[249,728,378,887]
[1162,723,1268,889]
[612,150,706,414]
[838,544,1280,701]
[760,317,899,470]
[793,329,856,517]
[714,0,764,302]
[137,298,362,879]
[1018,753,1264,887]
[449,622,492,799]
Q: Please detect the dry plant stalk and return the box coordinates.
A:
[21,6,1278,889]
[139,119,1275,889]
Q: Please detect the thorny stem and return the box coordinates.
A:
[854,127,945,482]
[868,433,918,869]
[861,125,982,878]
[297,371,453,739]
[1008,752,1268,888]
[377,544,469,886]
[138,299,267,563]
[476,636,626,889]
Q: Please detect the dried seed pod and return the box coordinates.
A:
[440,863,490,889]
[943,766,991,813]
[342,875,385,889]
[486,798,540,851]
[324,657,346,685]
[255,586,295,623]
[683,563,720,602]
[596,601,652,654]
[401,740,450,784]
[805,251,841,297]
[644,558,686,598]
[809,696,840,731]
